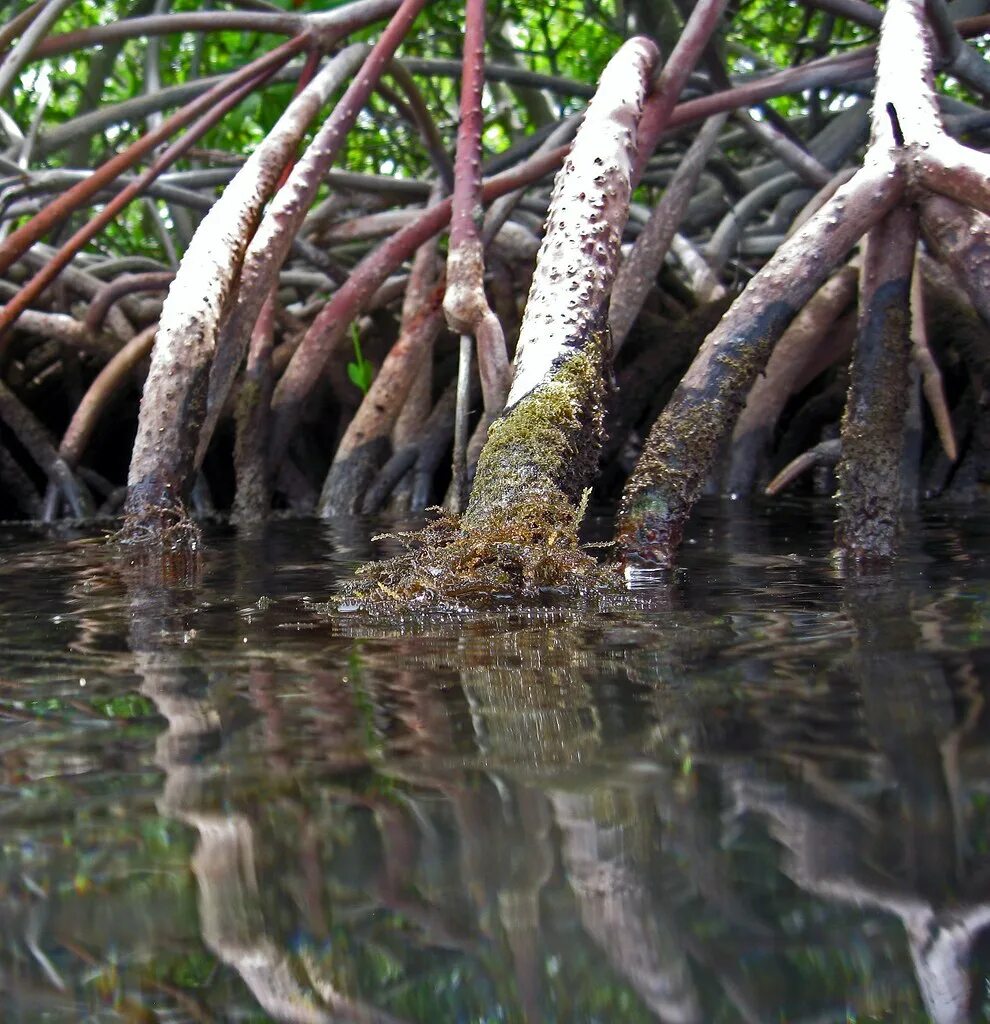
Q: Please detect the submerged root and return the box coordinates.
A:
[337,491,622,614]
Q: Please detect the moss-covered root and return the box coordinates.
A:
[337,494,621,614]
[835,206,917,562]
[616,153,905,570]
[338,332,620,612]
[466,330,610,524]
[616,303,792,570]
[337,38,658,612]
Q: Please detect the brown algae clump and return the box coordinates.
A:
[113,496,202,553]
[336,492,622,614]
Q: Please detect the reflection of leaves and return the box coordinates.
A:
[169,950,218,989]
[95,693,156,719]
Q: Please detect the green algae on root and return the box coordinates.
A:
[334,339,619,615]
[466,338,609,523]
[336,494,622,614]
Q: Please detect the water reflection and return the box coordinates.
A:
[732,578,990,1024]
[1,508,990,1021]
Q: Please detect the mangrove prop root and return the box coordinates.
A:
[341,36,658,610]
[920,195,990,328]
[727,262,858,495]
[59,324,158,469]
[202,4,427,469]
[909,259,956,463]
[6,0,990,577]
[233,296,277,522]
[766,438,842,496]
[442,0,507,512]
[835,204,918,562]
[610,112,728,351]
[616,158,901,570]
[442,0,510,416]
[318,248,443,517]
[121,45,372,542]
[618,0,990,570]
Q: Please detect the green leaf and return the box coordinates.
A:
[347,358,375,394]
[347,324,375,394]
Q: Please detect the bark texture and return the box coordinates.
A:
[121,47,370,539]
[617,158,902,569]
[617,0,989,569]
[835,206,918,561]
[466,35,660,525]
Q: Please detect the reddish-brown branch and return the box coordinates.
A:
[267,143,568,470]
[12,310,116,359]
[318,240,443,516]
[734,108,832,188]
[31,0,404,58]
[0,0,49,53]
[924,0,990,100]
[0,34,306,282]
[0,67,276,345]
[802,0,881,28]
[199,0,430,480]
[59,325,157,469]
[85,273,176,333]
[443,0,510,421]
[667,49,875,132]
[632,0,728,184]
[384,61,455,191]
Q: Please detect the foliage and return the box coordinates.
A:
[347,322,375,394]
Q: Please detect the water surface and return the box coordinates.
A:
[2,500,990,1023]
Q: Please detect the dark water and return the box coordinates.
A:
[2,500,990,1023]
